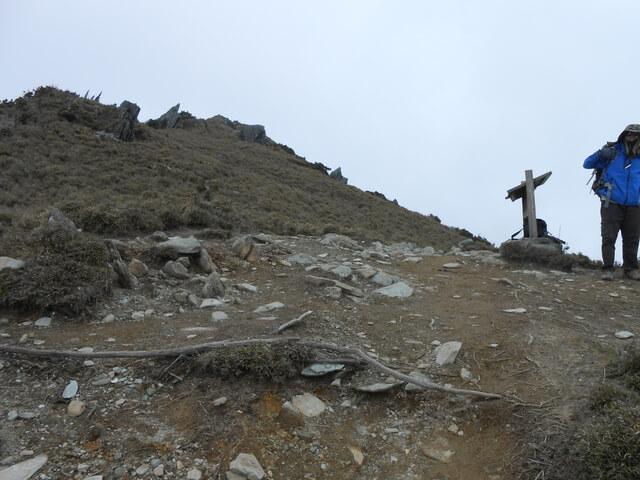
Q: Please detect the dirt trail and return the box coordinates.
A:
[1,234,637,479]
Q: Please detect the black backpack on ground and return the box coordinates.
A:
[511,217,565,244]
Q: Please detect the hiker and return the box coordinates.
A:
[584,124,640,280]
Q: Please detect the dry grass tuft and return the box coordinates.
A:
[195,343,311,381]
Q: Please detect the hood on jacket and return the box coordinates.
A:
[616,124,640,143]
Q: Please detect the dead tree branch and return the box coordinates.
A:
[0,337,501,400]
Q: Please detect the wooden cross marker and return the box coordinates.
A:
[505,170,552,239]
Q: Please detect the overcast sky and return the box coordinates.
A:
[3,1,640,262]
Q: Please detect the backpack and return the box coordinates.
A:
[511,217,565,244]
[589,145,616,194]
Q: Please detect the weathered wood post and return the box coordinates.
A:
[506,170,552,239]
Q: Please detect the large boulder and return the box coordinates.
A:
[240,124,267,145]
[113,100,140,141]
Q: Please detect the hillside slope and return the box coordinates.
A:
[0,86,488,250]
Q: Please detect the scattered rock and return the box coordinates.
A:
[301,364,345,377]
[67,400,86,417]
[374,282,413,298]
[229,453,265,480]
[347,445,365,465]
[434,341,462,366]
[0,454,48,480]
[503,308,527,314]
[62,380,78,399]
[163,261,190,279]
[34,317,52,327]
[157,236,202,256]
[355,382,403,393]
[232,235,261,262]
[291,393,327,417]
[0,256,25,271]
[253,302,284,314]
[287,254,316,265]
[615,331,634,339]
[129,259,149,277]
[210,311,228,322]
[371,271,394,287]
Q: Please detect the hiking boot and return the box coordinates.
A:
[601,268,615,281]
[624,269,640,280]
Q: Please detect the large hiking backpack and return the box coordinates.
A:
[511,217,565,244]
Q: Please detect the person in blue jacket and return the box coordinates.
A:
[584,124,640,280]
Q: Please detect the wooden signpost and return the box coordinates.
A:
[505,170,552,239]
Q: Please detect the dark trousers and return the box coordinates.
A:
[601,201,640,271]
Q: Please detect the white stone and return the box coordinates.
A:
[186,468,202,480]
[253,302,284,314]
[503,308,527,314]
[374,282,413,298]
[62,380,78,399]
[615,330,634,339]
[0,454,47,480]
[34,317,52,327]
[210,311,229,322]
[200,298,225,308]
[290,393,326,417]
[434,341,462,366]
[229,453,265,480]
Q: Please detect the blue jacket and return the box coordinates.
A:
[584,143,640,206]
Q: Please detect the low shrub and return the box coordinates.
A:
[195,343,310,381]
[0,219,115,314]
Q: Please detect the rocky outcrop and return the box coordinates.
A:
[240,124,267,145]
[113,101,140,141]
[329,167,348,184]
[149,103,182,129]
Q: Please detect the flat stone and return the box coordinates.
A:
[213,396,227,407]
[330,265,352,279]
[0,257,25,271]
[157,236,201,255]
[210,311,228,322]
[503,308,527,314]
[0,454,47,480]
[253,302,284,314]
[186,469,202,480]
[62,380,78,399]
[374,282,413,298]
[236,283,259,293]
[287,254,316,265]
[34,317,52,327]
[355,382,402,393]
[442,263,462,269]
[301,363,345,377]
[200,298,225,308]
[615,330,634,339]
[371,271,394,287]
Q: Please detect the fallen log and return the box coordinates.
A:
[0,337,501,400]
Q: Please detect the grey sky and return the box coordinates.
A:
[3,1,640,261]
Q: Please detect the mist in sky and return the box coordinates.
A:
[3,1,640,261]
